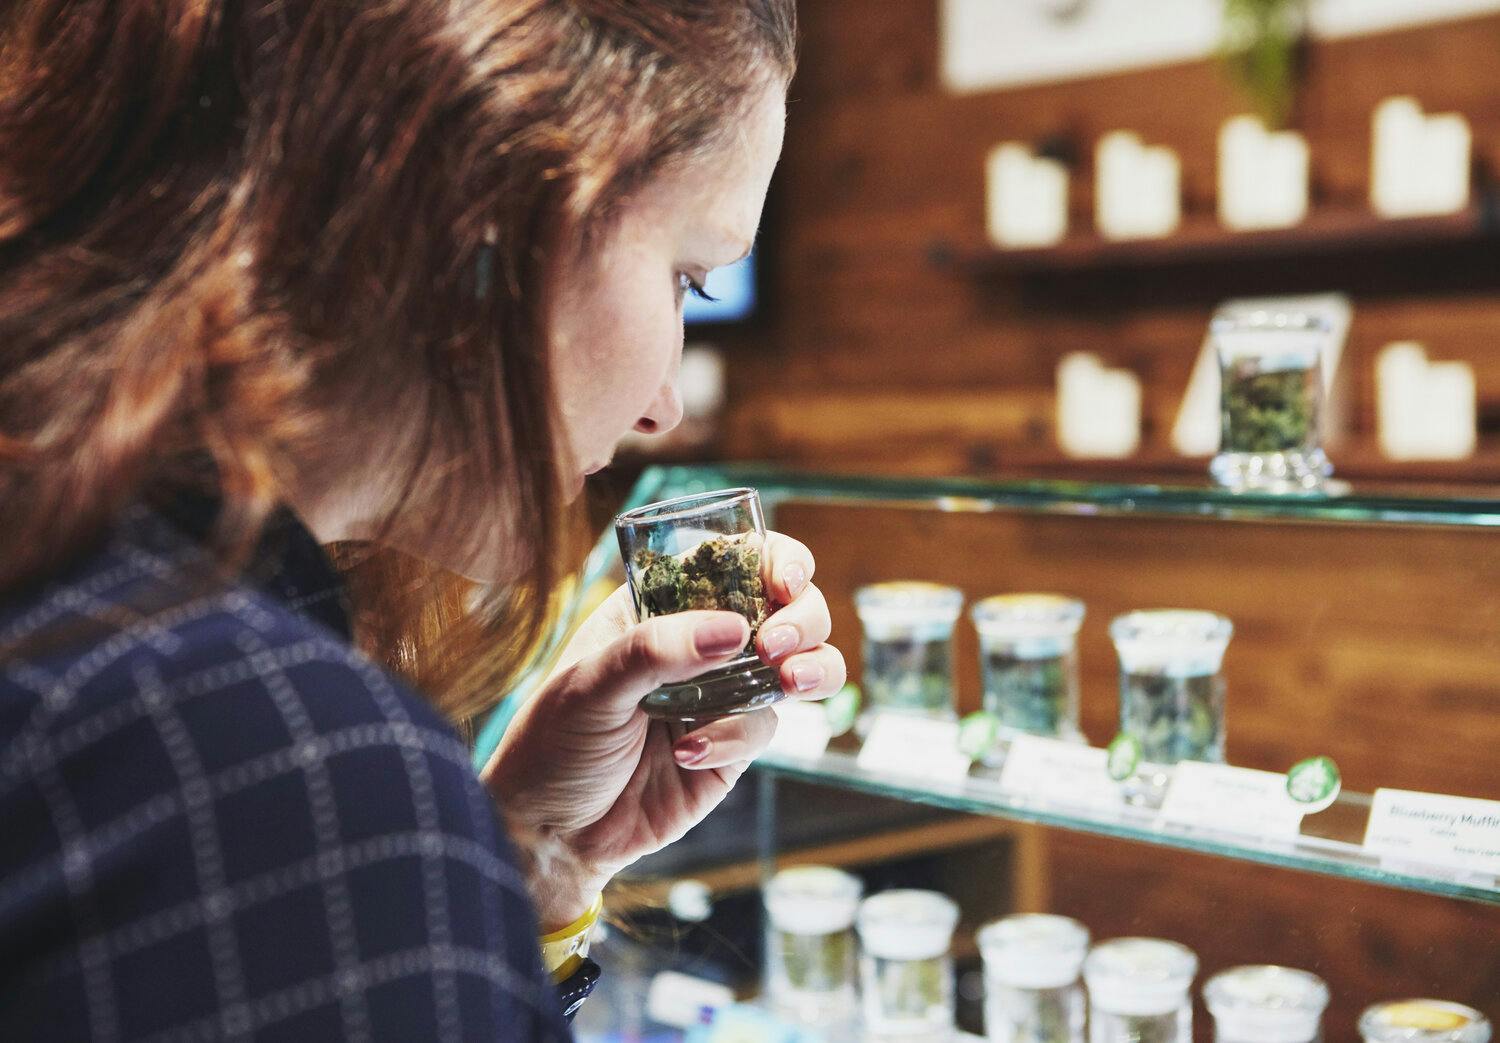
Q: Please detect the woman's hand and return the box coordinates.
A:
[479,532,845,931]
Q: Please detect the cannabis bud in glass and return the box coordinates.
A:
[616,487,786,720]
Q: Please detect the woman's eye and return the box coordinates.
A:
[676,272,719,304]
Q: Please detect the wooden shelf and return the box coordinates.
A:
[943,203,1498,277]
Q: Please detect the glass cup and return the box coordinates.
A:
[1360,1001,1492,1043]
[1210,309,1334,494]
[972,595,1086,763]
[854,582,964,734]
[978,913,1089,1043]
[1110,610,1232,805]
[1084,937,1198,1043]
[616,488,784,719]
[764,866,863,1028]
[857,889,960,1042]
[1205,965,1330,1043]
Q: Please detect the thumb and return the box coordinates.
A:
[565,610,750,717]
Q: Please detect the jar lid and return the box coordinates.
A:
[1109,610,1233,675]
[1083,937,1198,1015]
[763,866,863,935]
[972,595,1085,640]
[855,582,964,633]
[856,889,959,961]
[977,914,1090,989]
[1205,965,1330,1042]
[1360,1001,1492,1043]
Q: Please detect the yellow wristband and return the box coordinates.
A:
[539,893,603,983]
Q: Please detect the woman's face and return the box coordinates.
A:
[550,80,787,494]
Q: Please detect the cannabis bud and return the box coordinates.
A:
[635,536,768,649]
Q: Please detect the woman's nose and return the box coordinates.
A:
[634,382,684,435]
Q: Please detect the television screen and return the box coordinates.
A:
[684,250,758,326]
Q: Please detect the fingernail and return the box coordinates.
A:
[762,625,798,662]
[694,618,747,656]
[674,735,711,766]
[783,563,808,597]
[792,663,825,693]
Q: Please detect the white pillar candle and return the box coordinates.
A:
[1057,352,1142,459]
[986,143,1070,249]
[1370,97,1471,218]
[1095,131,1181,241]
[1217,115,1309,231]
[1377,342,1477,460]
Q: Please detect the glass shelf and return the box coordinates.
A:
[756,744,1499,907]
[623,463,1500,531]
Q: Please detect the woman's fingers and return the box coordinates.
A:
[777,643,846,700]
[672,708,779,769]
[565,610,750,718]
[757,581,831,663]
[760,531,816,604]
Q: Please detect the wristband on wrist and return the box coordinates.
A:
[539,893,603,982]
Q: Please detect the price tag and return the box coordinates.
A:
[766,699,833,761]
[998,736,1120,811]
[1158,761,1305,839]
[856,714,972,783]
[1364,788,1500,877]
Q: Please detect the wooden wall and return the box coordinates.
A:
[696,5,1500,1032]
[722,7,1500,479]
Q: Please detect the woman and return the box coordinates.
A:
[0,0,843,1038]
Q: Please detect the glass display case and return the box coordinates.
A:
[479,464,1500,1040]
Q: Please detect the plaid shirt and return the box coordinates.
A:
[0,502,573,1041]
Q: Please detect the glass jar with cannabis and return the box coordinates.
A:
[1210,309,1335,493]
[857,889,960,1043]
[1084,938,1198,1043]
[763,866,863,1028]
[978,914,1089,1043]
[854,583,964,733]
[972,595,1086,763]
[1110,610,1232,804]
[616,488,782,719]
[1205,965,1330,1043]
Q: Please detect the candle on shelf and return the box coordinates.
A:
[986,143,1069,249]
[1376,342,1477,461]
[1095,131,1180,241]
[1217,115,1310,232]
[1057,352,1142,459]
[1370,97,1472,218]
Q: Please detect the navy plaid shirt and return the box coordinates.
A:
[0,502,573,1041]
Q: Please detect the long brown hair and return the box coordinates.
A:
[0,0,796,723]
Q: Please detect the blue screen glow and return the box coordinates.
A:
[683,251,757,325]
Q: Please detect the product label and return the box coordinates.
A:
[1364,788,1500,877]
[765,699,834,761]
[1157,761,1305,838]
[856,715,972,783]
[998,736,1121,811]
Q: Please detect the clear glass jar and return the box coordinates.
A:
[1205,965,1330,1043]
[1084,937,1198,1043]
[977,913,1089,1043]
[857,889,959,1042]
[763,866,863,1028]
[1110,610,1232,803]
[855,583,964,731]
[1360,1001,1492,1043]
[616,487,784,720]
[1210,309,1334,494]
[972,595,1086,762]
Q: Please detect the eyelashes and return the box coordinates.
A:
[677,272,719,304]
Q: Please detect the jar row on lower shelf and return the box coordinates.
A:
[761,865,1491,1043]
